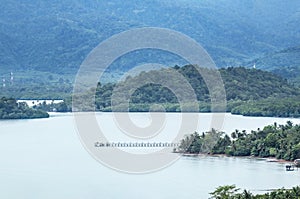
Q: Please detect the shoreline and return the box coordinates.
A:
[180,153,296,165]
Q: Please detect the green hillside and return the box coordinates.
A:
[93,65,300,117]
[247,46,300,86]
[0,0,299,85]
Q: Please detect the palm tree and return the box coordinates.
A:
[231,131,237,139]
[241,190,252,199]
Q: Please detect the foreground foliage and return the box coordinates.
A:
[176,122,300,161]
[0,97,49,119]
[210,185,300,199]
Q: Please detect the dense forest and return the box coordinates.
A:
[92,65,300,117]
[20,65,300,117]
[1,0,299,82]
[210,185,300,199]
[176,122,300,161]
[231,97,300,117]
[0,97,49,119]
[252,46,300,86]
[0,71,73,99]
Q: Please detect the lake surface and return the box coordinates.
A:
[0,113,299,198]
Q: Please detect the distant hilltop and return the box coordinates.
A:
[0,0,299,86]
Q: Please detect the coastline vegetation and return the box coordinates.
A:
[176,122,300,161]
[0,97,49,119]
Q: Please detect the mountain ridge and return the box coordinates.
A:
[0,0,299,86]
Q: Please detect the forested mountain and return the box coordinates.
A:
[0,0,299,87]
[92,65,300,117]
[247,46,300,86]
[126,66,298,103]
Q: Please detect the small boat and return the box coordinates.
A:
[286,164,295,171]
[294,159,300,167]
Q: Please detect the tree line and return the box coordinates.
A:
[176,122,300,161]
[25,65,300,117]
[0,97,49,119]
[92,65,300,117]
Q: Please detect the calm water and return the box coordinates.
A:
[0,113,299,199]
